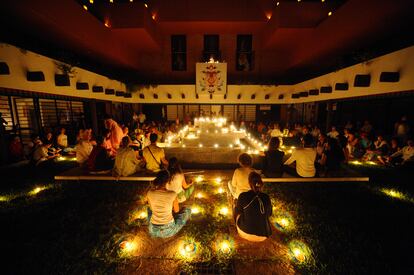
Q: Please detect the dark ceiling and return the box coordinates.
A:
[1,0,414,85]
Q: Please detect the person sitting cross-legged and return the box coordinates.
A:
[166,157,194,203]
[284,134,317,177]
[261,137,284,178]
[146,170,191,238]
[235,172,272,242]
[142,133,169,173]
[113,136,144,177]
[228,153,256,200]
[86,135,114,173]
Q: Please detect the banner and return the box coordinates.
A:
[196,62,227,95]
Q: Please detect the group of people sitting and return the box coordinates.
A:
[146,152,272,242]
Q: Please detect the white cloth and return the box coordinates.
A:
[75,141,93,164]
[57,134,68,148]
[143,144,165,172]
[284,148,316,177]
[147,189,177,225]
[391,146,414,161]
[166,173,184,194]
[228,167,255,199]
[113,147,140,176]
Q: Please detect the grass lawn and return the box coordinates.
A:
[1,164,413,274]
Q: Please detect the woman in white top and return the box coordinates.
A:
[113,136,144,176]
[57,127,68,148]
[166,157,194,203]
[147,170,191,238]
[228,153,255,199]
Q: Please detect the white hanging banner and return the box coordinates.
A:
[196,61,227,95]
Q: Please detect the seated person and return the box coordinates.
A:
[57,128,68,149]
[113,136,144,176]
[364,134,388,161]
[318,137,345,173]
[102,129,116,157]
[235,172,272,242]
[378,137,399,165]
[261,137,284,177]
[166,157,194,203]
[86,136,114,173]
[142,133,168,172]
[146,170,191,238]
[228,153,256,200]
[75,139,93,166]
[32,141,58,166]
[388,138,414,166]
[284,134,317,177]
[8,135,25,162]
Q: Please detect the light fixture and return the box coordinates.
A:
[120,240,137,254]
[89,0,94,4]
[328,11,332,16]
[83,5,88,10]
[144,3,148,8]
[276,1,280,6]
[191,206,201,214]
[179,240,197,258]
[109,0,114,3]
[218,240,231,253]
[219,206,229,216]
[152,14,156,20]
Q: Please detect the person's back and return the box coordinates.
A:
[263,150,284,177]
[284,134,316,177]
[75,140,93,165]
[113,146,139,176]
[87,136,113,172]
[147,170,191,238]
[235,172,272,242]
[229,153,255,199]
[142,133,168,172]
[147,189,177,225]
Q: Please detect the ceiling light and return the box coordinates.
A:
[104,21,110,28]
[328,11,332,16]
[89,0,94,4]
[152,14,156,20]
[144,3,148,8]
[276,1,280,6]
[83,5,88,10]
[321,0,325,2]
[109,0,114,3]
[297,0,301,2]
[130,0,133,2]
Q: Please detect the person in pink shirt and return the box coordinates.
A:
[104,116,123,150]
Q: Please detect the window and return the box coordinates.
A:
[171,35,187,71]
[236,35,253,71]
[203,35,220,61]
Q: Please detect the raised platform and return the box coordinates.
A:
[54,167,369,183]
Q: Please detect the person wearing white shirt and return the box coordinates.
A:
[57,128,68,148]
[389,139,414,165]
[166,157,194,203]
[327,126,340,139]
[228,153,256,199]
[284,134,317,177]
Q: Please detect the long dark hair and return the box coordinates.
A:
[168,157,182,176]
[268,137,280,151]
[248,172,264,193]
[152,170,170,190]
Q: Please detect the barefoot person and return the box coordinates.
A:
[235,172,272,242]
[147,170,191,238]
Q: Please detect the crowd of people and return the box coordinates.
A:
[2,110,413,241]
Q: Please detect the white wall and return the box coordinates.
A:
[0,43,128,102]
[1,42,414,104]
